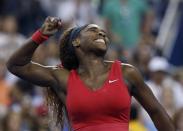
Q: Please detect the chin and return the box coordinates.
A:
[93,47,107,57]
[88,41,108,56]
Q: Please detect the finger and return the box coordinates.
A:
[45,17,62,30]
[50,17,55,22]
[58,19,62,27]
[47,25,56,31]
[47,29,58,34]
[45,17,57,24]
[50,18,60,27]
[45,16,51,22]
[47,22,55,27]
[47,21,58,29]
[50,17,59,22]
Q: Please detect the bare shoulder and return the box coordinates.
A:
[121,63,148,97]
[104,60,141,81]
[104,60,138,76]
[121,63,137,75]
[121,63,143,85]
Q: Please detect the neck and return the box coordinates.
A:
[78,54,107,77]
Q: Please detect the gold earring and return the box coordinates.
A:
[73,39,80,47]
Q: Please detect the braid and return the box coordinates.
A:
[45,28,80,130]
[45,87,65,129]
[60,28,79,70]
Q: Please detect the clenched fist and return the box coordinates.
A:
[40,16,62,36]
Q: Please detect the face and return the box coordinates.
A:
[7,112,21,131]
[176,111,183,130]
[152,71,166,84]
[3,16,17,33]
[76,24,109,56]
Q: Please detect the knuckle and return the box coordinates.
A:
[50,17,54,22]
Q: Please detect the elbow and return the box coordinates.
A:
[6,58,12,70]
[6,59,18,75]
[6,60,15,74]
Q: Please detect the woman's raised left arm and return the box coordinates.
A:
[123,65,175,131]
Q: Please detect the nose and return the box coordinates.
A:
[99,31,106,37]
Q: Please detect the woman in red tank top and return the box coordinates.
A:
[7,17,175,131]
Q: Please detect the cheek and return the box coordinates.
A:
[80,34,95,46]
[79,38,93,51]
[82,31,97,41]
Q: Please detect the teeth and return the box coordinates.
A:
[95,39,105,43]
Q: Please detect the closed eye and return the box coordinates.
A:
[88,27,98,32]
[87,27,107,35]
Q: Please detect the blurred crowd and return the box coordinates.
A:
[0,0,183,131]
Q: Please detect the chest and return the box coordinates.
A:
[79,72,109,91]
[66,75,131,120]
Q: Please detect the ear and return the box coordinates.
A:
[72,38,80,47]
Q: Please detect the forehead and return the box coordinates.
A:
[84,24,101,30]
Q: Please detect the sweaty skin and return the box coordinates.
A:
[7,17,175,131]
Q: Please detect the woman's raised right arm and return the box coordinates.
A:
[7,17,67,88]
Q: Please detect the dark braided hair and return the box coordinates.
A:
[45,26,87,130]
[60,28,79,70]
[60,25,88,70]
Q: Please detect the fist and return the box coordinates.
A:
[40,16,62,36]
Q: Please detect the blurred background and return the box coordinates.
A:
[0,0,183,131]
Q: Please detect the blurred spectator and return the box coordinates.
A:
[174,68,183,86]
[38,0,58,16]
[17,0,48,36]
[0,0,48,36]
[140,56,170,131]
[129,105,147,131]
[173,69,183,108]
[0,15,26,86]
[131,43,153,80]
[56,0,99,28]
[0,15,25,61]
[102,0,153,50]
[45,39,60,65]
[1,108,40,131]
[105,44,127,62]
[147,56,169,100]
[0,59,11,119]
[2,110,22,131]
[105,46,119,61]
[161,80,176,116]
[1,81,49,131]
[173,108,183,131]
[141,56,183,131]
[162,78,183,112]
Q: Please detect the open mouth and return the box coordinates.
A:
[94,39,105,44]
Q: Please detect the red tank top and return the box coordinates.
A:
[66,61,131,131]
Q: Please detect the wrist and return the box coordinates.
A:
[31,30,49,44]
